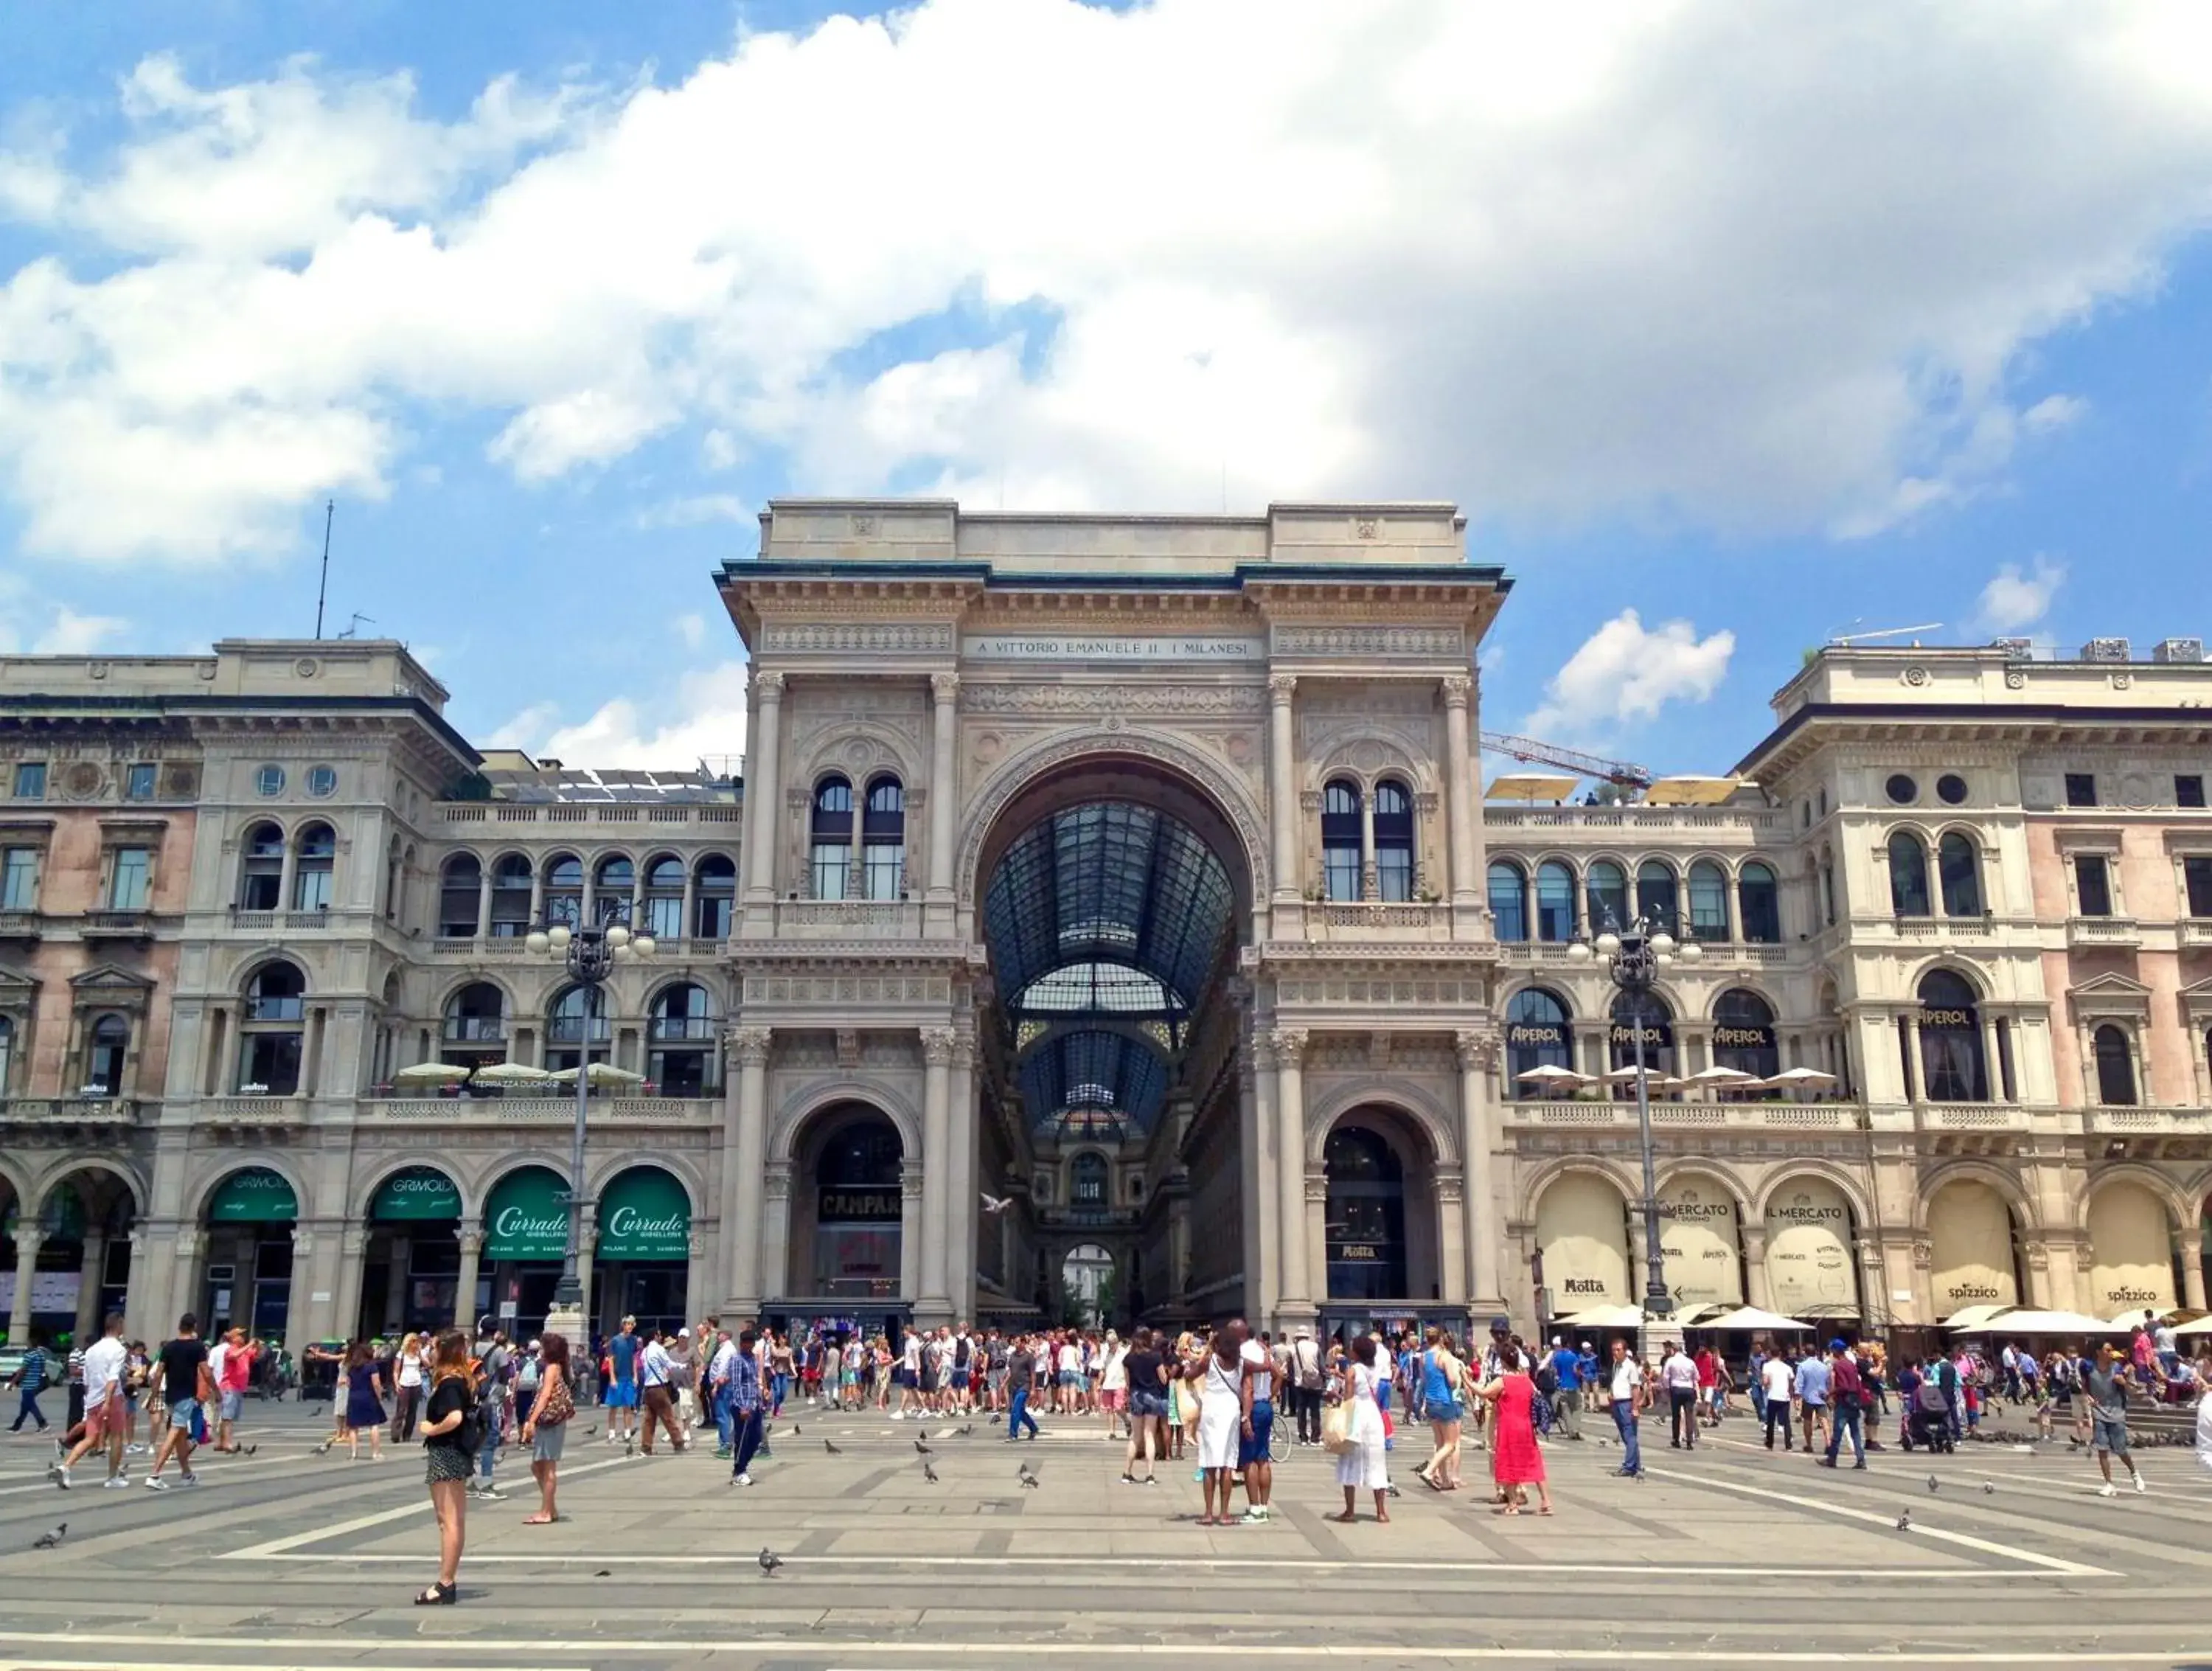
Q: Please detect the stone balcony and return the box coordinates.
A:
[228,906,337,933]
[1496,937,1788,968]
[1304,901,1455,942]
[196,1094,310,1128]
[2179,918,2212,950]
[1504,1099,1856,1132]
[2082,1103,2212,1156]
[0,1096,147,1128]
[427,935,734,960]
[1483,806,1785,836]
[360,1096,715,1125]
[437,802,743,830]
[2067,915,2142,950]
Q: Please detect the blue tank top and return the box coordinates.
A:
[1422,1349,1456,1403]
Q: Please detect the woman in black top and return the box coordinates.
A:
[416,1327,474,1605]
[1120,1327,1169,1484]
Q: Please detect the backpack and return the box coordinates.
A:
[1533,1355,1558,1397]
[518,1355,540,1394]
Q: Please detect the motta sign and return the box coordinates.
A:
[1562,1276,1609,1296]
[961,634,1263,663]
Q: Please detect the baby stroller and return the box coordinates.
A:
[1902,1382,1953,1453]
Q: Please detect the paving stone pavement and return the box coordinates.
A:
[1,1401,2211,1669]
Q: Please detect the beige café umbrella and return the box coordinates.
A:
[393,1061,472,1085]
[1515,1064,1591,1088]
[548,1062,647,1088]
[1693,1305,1814,1334]
[470,1061,553,1085]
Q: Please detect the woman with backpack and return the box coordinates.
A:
[416,1327,476,1605]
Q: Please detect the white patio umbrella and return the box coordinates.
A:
[1692,1305,1815,1333]
[1557,1303,1644,1332]
[471,1062,553,1085]
[2174,1316,2212,1337]
[1515,1064,1590,1086]
[393,1061,471,1085]
[1686,1064,1756,1085]
[1951,1309,2127,1335]
[1761,1067,1839,1087]
[2105,1307,2166,1332]
[1600,1065,1669,1083]
[547,1062,646,1088]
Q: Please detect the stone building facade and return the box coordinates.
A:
[1,505,2209,1349]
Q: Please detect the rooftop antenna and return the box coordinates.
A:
[335,611,375,641]
[1829,621,1943,647]
[313,500,335,639]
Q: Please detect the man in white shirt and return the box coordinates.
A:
[897,1330,924,1419]
[1761,1349,1796,1451]
[55,1312,130,1489]
[1605,1338,1646,1478]
[638,1328,688,1456]
[708,1329,740,1457]
[1660,1341,1700,1451]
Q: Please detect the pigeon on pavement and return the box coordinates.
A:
[1983,1481,1995,1495]
[914,1438,933,1456]
[313,1439,334,1456]
[824,1439,843,1455]
[759,1547,785,1576]
[923,1461,939,1484]
[1896,1511,1911,1531]
[31,1524,66,1550]
[1926,1475,1939,1493]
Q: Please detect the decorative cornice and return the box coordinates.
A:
[731,1025,773,1065]
[920,1026,958,1065]
[753,670,786,698]
[960,683,1264,715]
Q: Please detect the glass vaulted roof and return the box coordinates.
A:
[1018,1029,1169,1143]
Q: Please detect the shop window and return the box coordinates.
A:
[1937,832,1983,917]
[488,855,532,938]
[1505,987,1573,1095]
[862,776,905,900]
[1916,970,1987,1102]
[811,777,853,900]
[693,854,736,938]
[1534,861,1576,942]
[1686,860,1729,940]
[108,847,151,911]
[439,855,482,938]
[1610,988,1674,1079]
[292,822,335,911]
[1,846,41,911]
[1487,860,1527,942]
[1373,780,1413,901]
[86,1014,129,1096]
[2074,854,2113,917]
[1321,779,1361,902]
[1323,1125,1408,1300]
[2093,1024,2137,1106]
[1635,860,1677,935]
[1585,860,1627,935]
[1888,832,1931,917]
[1738,862,1781,942]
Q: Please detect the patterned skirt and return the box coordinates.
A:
[425,1442,473,1484]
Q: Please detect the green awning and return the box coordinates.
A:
[370,1167,462,1223]
[482,1167,568,1260]
[595,1167,690,1261]
[206,1167,299,1223]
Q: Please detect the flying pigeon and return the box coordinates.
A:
[981,1193,1012,1215]
[1021,1472,1040,1490]
[923,1461,939,1484]
[914,1438,933,1456]
[1896,1511,1911,1531]
[1926,1475,1939,1494]
[824,1439,843,1455]
[31,1524,66,1550]
[758,1546,785,1576]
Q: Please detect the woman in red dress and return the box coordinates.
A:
[1475,1341,1553,1516]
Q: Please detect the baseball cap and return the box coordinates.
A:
[1489,1316,1510,1334]
[678,1326,691,1337]
[526,1338,540,1350]
[1829,1338,1847,1352]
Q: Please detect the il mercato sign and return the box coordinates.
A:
[962,635,1263,663]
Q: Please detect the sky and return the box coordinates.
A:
[4,1,2212,778]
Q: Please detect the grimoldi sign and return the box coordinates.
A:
[962,634,1262,663]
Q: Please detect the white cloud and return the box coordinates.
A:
[675,612,707,650]
[497,661,750,770]
[6,5,2212,561]
[0,578,131,653]
[636,493,749,529]
[1526,609,1736,737]
[1974,555,2067,633]
[33,608,129,653]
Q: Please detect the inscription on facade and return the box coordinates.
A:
[963,635,1262,663]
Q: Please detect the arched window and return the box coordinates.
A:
[291,822,335,911]
[443,982,506,1048]
[1635,861,1678,935]
[1324,1125,1408,1299]
[810,1111,903,1297]
[238,821,285,911]
[863,776,905,900]
[1321,779,1362,902]
[811,777,853,900]
[1535,861,1576,942]
[1585,860,1628,935]
[1686,860,1729,942]
[488,854,532,938]
[1711,989,1779,1083]
[595,854,635,921]
[1889,831,1931,917]
[641,855,685,941]
[239,962,307,1095]
[649,982,714,1097]
[1488,860,1528,941]
[1738,862,1781,943]
[439,855,482,939]
[1374,780,1414,902]
[693,854,736,939]
[86,1014,129,1096]
[1610,988,1674,1080]
[0,1014,12,1094]
[1938,832,1983,917]
[2093,1024,2137,1106]
[1915,970,1986,1102]
[1071,1152,1108,1206]
[1505,987,1573,1095]
[543,853,583,929]
[546,983,608,1071]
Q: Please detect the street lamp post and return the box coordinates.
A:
[524,910,653,1353]
[1568,911,1700,1358]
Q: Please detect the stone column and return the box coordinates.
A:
[925,675,960,921]
[724,1027,771,1313]
[2183,1231,2207,1311]
[1441,673,1479,905]
[122,1234,150,1344]
[899,1164,923,1302]
[760,1164,793,1302]
[574,1223,598,1333]
[1267,675,1300,901]
[75,1230,107,1341]
[741,671,785,904]
[1742,1223,1773,1310]
[454,1229,483,1332]
[1456,1029,1503,1311]
[1907,1015,1930,1104]
[1251,1032,1281,1319]
[476,872,493,939]
[284,1226,317,1344]
[950,1029,976,1319]
[1360,790,1378,901]
[1271,1027,1310,1313]
[919,1026,956,1319]
[6,1230,40,1346]
[1436,1172,1468,1308]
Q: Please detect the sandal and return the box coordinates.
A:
[413,1582,456,1605]
[522,1514,554,1525]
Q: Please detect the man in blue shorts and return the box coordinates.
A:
[605,1316,640,1445]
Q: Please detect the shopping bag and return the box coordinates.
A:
[1320,1400,1352,1454]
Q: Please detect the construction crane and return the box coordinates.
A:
[1479,730,1653,791]
[1829,621,1943,647]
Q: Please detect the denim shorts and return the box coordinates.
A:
[167,1396,201,1431]
[1129,1390,1167,1420]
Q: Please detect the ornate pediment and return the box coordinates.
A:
[2066,970,2152,1020]
[69,962,154,1010]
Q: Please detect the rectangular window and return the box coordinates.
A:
[0,847,37,911]
[693,893,732,940]
[2073,853,2112,917]
[863,843,903,901]
[2180,774,2208,809]
[125,763,158,801]
[12,762,46,799]
[2065,772,2098,807]
[108,847,151,911]
[241,1032,303,1097]
[811,843,849,900]
[2185,855,2212,919]
[1324,844,1361,903]
[1376,849,1413,903]
[293,867,331,912]
[645,895,684,941]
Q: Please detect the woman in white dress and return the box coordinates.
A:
[1333,1333,1390,1523]
[1189,1324,1248,1526]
